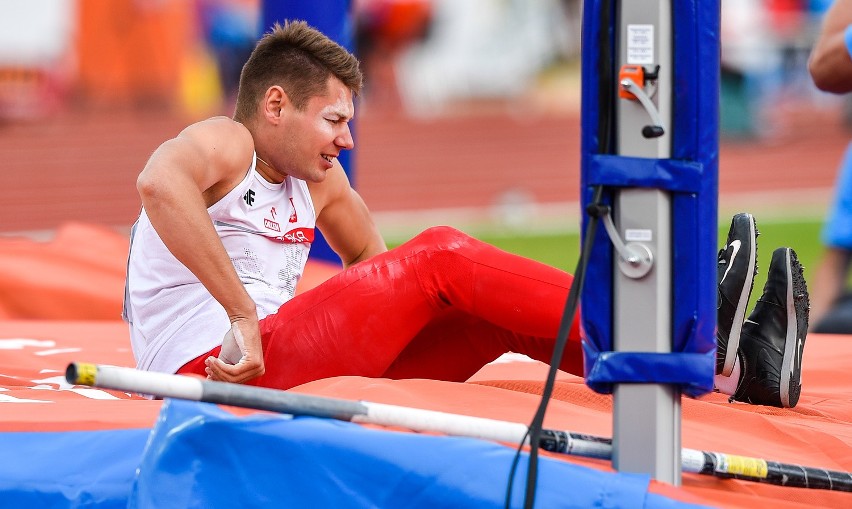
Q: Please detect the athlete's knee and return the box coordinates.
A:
[412,226,475,250]
[407,226,486,280]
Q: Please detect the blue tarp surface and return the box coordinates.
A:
[0,397,711,508]
[127,399,706,509]
[0,428,150,509]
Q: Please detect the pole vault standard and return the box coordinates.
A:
[579,0,720,486]
[66,363,852,492]
[610,0,679,483]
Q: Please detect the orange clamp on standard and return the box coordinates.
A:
[618,65,644,99]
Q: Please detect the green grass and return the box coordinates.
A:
[474,231,580,271]
[390,217,824,311]
[469,218,822,274]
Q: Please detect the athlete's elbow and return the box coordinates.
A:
[342,242,386,268]
[808,66,838,92]
[808,55,852,93]
[136,171,157,200]
[136,169,174,206]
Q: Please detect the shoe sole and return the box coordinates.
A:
[779,248,809,408]
[721,215,758,377]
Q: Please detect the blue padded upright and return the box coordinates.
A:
[579,0,720,397]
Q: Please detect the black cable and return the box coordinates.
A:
[502,185,606,509]
[597,0,616,155]
[506,0,616,504]
[520,185,605,509]
[503,428,529,508]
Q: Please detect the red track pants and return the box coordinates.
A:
[179,226,583,389]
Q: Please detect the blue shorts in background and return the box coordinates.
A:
[823,141,852,249]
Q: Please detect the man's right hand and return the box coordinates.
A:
[205,317,265,384]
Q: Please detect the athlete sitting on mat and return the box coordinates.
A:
[122,21,809,408]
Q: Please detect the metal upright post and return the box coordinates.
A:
[611,0,680,484]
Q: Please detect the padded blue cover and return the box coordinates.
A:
[0,428,149,509]
[0,399,714,508]
[579,0,720,397]
[128,399,708,509]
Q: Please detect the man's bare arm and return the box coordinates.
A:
[309,163,387,267]
[136,118,265,383]
[809,0,852,93]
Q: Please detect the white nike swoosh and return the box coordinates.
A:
[720,239,741,284]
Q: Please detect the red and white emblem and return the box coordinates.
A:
[264,207,280,232]
[289,198,298,223]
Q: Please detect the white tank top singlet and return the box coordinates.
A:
[123,154,317,374]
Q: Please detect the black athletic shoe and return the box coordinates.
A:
[732,247,810,408]
[717,213,759,376]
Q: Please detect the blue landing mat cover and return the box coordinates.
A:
[128,399,707,509]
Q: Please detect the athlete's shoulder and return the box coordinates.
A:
[178,116,252,145]
[173,117,253,170]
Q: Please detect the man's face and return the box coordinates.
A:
[272,76,355,183]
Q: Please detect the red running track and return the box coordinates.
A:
[0,103,848,233]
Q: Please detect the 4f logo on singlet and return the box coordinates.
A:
[243,189,256,206]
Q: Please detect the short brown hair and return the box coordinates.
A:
[233,20,363,122]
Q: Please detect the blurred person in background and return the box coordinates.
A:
[195,0,261,107]
[123,21,809,408]
[354,0,433,111]
[807,0,852,333]
[809,0,852,93]
[720,0,783,138]
[390,0,580,116]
